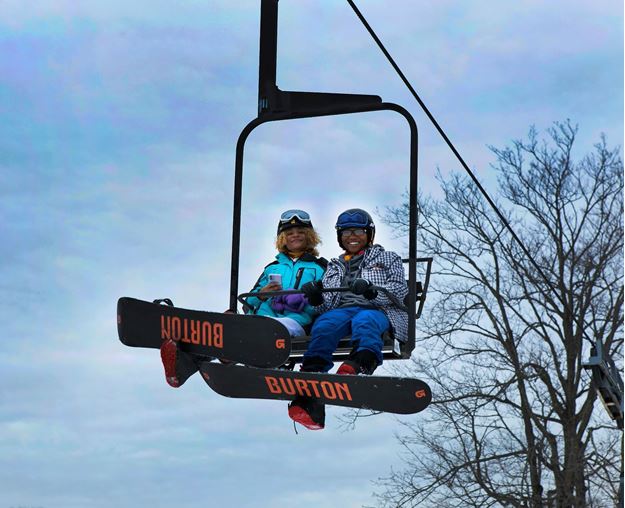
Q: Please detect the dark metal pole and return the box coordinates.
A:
[258,0,278,115]
[229,118,264,312]
[407,109,418,355]
[229,0,279,312]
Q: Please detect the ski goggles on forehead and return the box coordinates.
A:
[279,209,311,224]
[336,210,373,229]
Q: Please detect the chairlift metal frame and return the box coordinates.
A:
[583,338,624,429]
[229,0,431,361]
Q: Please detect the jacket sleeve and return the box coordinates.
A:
[244,270,269,314]
[369,252,408,309]
[300,262,327,318]
[281,260,327,325]
[317,262,343,313]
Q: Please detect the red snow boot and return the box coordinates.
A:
[160,339,199,388]
[288,396,325,430]
[336,361,358,375]
[337,349,378,376]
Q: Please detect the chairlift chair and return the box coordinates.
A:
[230,0,433,363]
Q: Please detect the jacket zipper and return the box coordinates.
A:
[294,267,305,289]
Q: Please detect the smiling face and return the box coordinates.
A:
[284,227,308,252]
[339,228,368,254]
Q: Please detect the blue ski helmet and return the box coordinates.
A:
[335,208,375,248]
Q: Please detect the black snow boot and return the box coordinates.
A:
[300,355,329,373]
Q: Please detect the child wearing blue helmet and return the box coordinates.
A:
[290,208,408,430]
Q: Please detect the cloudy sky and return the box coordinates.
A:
[1,1,622,507]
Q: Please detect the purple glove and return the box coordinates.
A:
[271,293,308,313]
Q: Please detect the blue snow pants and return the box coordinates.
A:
[303,306,390,372]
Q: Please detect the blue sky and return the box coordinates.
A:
[1,1,622,507]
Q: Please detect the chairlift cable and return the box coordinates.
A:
[346,0,625,427]
[346,0,563,308]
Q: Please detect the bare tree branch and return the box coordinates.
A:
[370,122,623,508]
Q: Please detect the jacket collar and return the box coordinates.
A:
[276,251,318,263]
[332,244,384,265]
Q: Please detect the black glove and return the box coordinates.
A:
[301,280,324,306]
[350,278,378,300]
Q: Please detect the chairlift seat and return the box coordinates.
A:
[289,329,403,363]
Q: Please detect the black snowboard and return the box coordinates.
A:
[117,297,291,368]
[199,362,432,414]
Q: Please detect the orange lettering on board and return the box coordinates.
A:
[202,322,212,346]
[335,382,352,401]
[279,377,296,395]
[320,381,336,400]
[307,379,322,398]
[265,376,281,394]
[213,323,223,348]
[294,378,312,397]
[181,319,191,343]
[190,320,200,345]
[161,315,171,340]
[171,317,181,341]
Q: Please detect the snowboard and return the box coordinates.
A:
[199,362,432,414]
[117,297,291,368]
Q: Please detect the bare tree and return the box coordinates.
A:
[375,122,623,507]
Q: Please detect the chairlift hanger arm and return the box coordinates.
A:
[258,0,381,116]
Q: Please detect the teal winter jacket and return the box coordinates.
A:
[245,252,327,327]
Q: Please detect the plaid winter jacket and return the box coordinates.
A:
[318,244,409,342]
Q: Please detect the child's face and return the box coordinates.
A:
[340,228,368,254]
[284,227,308,252]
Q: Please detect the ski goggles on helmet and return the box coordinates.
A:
[277,209,313,234]
[280,209,311,224]
[335,209,375,231]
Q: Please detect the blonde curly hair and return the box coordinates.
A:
[275,228,322,257]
